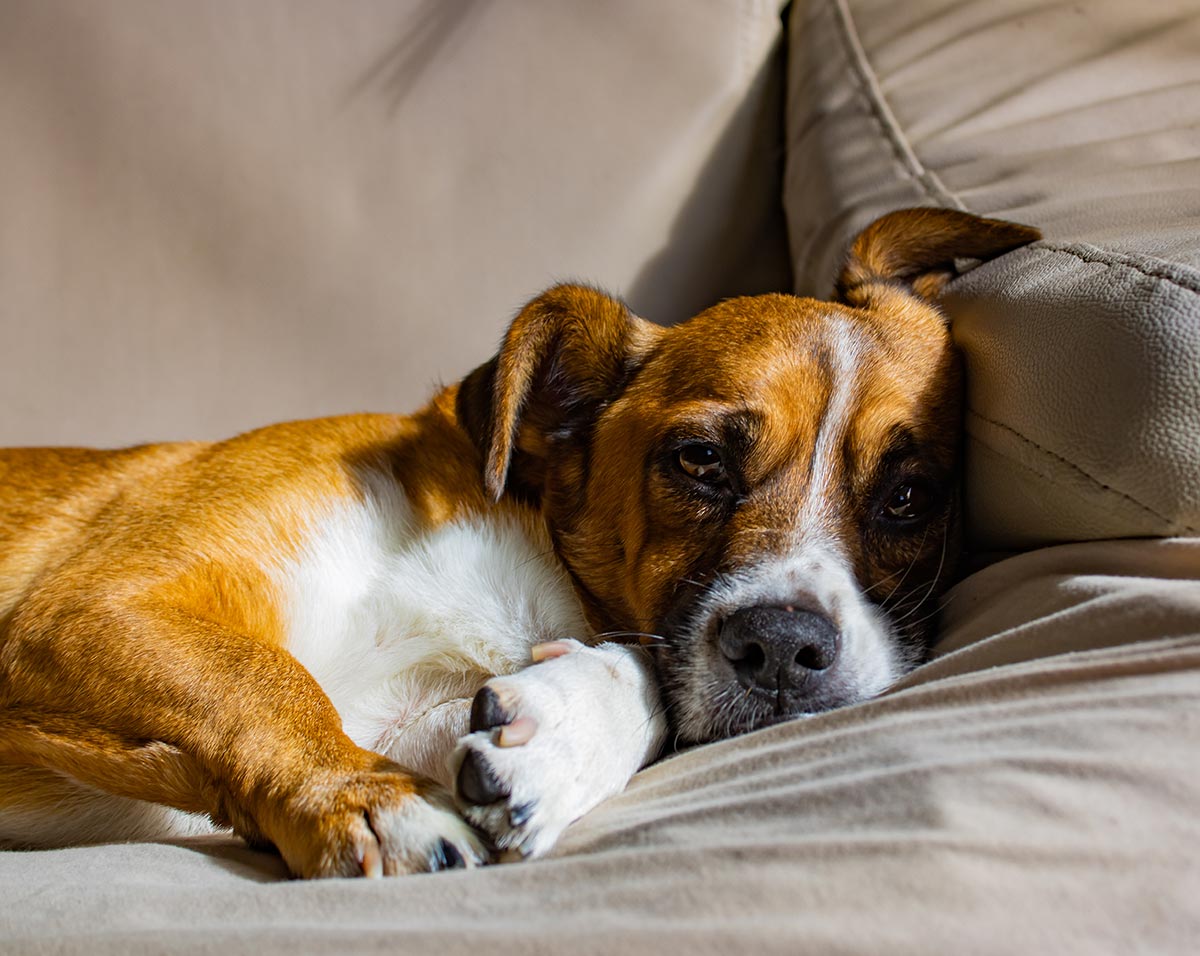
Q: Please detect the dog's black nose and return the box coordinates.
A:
[718,606,840,692]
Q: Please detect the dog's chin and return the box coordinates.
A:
[666,673,871,745]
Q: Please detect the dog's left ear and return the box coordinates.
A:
[835,207,1041,307]
[457,284,662,503]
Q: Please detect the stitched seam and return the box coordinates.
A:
[829,0,961,210]
[1034,242,1200,298]
[967,410,1197,532]
[825,4,1200,303]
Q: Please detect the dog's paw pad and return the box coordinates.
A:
[456,748,509,806]
[497,715,537,747]
[469,685,513,733]
[429,837,467,872]
[469,684,539,748]
[531,639,578,662]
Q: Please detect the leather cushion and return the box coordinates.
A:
[783,0,1200,548]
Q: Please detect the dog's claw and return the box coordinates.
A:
[358,840,383,879]
[508,802,534,828]
[531,640,575,663]
[498,716,537,747]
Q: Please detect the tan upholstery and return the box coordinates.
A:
[0,0,790,447]
[4,539,1198,952]
[2,1,1199,952]
[785,0,1200,549]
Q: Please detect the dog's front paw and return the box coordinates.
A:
[271,754,488,879]
[451,640,664,860]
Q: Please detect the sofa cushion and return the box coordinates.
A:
[4,538,1198,952]
[0,0,790,448]
[783,0,1200,549]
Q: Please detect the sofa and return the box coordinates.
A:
[1,0,1198,952]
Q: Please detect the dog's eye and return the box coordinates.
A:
[881,480,936,522]
[678,443,726,482]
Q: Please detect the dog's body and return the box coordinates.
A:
[0,210,1038,878]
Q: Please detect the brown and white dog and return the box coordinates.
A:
[0,209,1039,878]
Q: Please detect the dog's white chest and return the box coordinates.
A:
[275,479,590,765]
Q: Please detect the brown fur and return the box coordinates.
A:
[0,208,1040,876]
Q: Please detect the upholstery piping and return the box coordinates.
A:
[1035,242,1200,298]
[829,0,1200,301]
[966,410,1197,533]
[829,0,962,211]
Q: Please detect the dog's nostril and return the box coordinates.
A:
[724,640,767,685]
[794,641,834,672]
[724,636,765,667]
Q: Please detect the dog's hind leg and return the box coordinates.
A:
[0,599,486,877]
[0,763,217,849]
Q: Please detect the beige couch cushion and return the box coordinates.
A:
[0,0,790,448]
[5,538,1198,952]
[784,0,1200,549]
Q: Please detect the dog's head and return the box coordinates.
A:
[459,208,1039,742]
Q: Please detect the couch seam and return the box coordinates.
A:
[826,3,1200,305]
[1032,242,1200,298]
[966,409,1196,532]
[829,0,962,211]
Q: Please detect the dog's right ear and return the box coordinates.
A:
[456,284,662,503]
[835,207,1041,307]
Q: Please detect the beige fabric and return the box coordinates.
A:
[784,0,1200,549]
[3,538,1199,953]
[3,4,1199,953]
[0,0,790,448]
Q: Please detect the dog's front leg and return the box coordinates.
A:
[0,601,485,877]
[450,640,666,859]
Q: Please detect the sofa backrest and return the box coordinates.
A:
[0,0,790,448]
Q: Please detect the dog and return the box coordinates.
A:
[0,208,1039,878]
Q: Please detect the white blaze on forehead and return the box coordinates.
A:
[670,318,911,739]
[798,316,873,534]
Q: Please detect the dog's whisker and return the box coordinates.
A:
[879,525,933,609]
[593,630,666,644]
[515,547,560,570]
[891,532,950,627]
[862,564,909,597]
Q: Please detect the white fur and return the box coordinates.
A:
[801,317,869,530]
[277,470,591,781]
[452,640,665,858]
[672,319,903,739]
[0,471,595,850]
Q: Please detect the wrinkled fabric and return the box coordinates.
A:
[4,539,1199,954]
